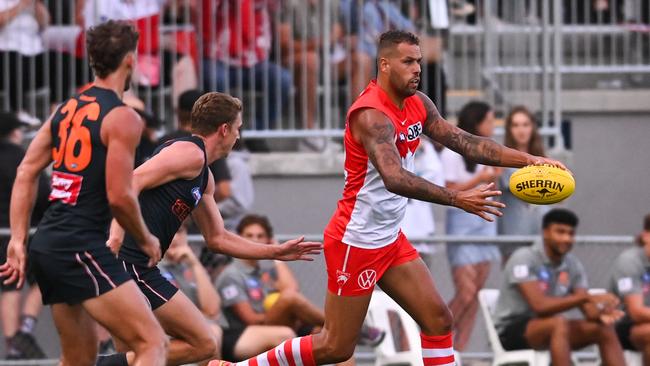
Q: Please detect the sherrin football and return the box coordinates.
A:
[509,165,575,204]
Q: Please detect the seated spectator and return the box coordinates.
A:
[0,111,49,359]
[338,0,415,97]
[493,209,625,366]
[498,106,550,260]
[197,0,291,151]
[160,229,223,358]
[216,214,384,361]
[609,214,650,362]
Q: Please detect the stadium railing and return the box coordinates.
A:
[1,0,648,144]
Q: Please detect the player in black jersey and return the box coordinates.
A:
[1,21,167,366]
[101,92,322,366]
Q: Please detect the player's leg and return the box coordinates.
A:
[377,257,455,366]
[264,290,325,328]
[83,281,168,366]
[567,319,625,366]
[232,325,296,360]
[524,316,571,366]
[51,303,99,366]
[629,323,650,365]
[153,291,219,365]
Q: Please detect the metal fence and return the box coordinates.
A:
[1,0,649,144]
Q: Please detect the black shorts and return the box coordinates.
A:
[499,316,532,351]
[30,245,131,305]
[222,327,246,362]
[0,238,36,291]
[123,262,178,310]
[616,320,637,351]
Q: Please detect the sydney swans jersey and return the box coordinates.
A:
[325,81,427,248]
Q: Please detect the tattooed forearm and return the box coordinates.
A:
[443,130,503,166]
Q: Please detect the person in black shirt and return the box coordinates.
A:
[105,92,321,366]
[0,112,49,359]
[1,21,168,366]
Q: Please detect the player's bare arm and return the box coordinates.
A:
[518,281,594,316]
[575,288,624,325]
[0,120,53,287]
[102,106,161,266]
[351,108,505,221]
[107,141,205,252]
[417,92,566,169]
[192,171,322,261]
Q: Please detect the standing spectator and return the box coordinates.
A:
[159,89,232,203]
[0,112,48,359]
[494,209,625,366]
[0,0,75,112]
[609,214,650,362]
[197,0,291,151]
[401,138,444,240]
[440,101,501,350]
[498,106,550,260]
[218,139,254,232]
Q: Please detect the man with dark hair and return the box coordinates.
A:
[0,112,49,359]
[494,208,625,366]
[209,29,564,366]
[1,20,168,366]
[104,92,321,366]
[609,214,650,364]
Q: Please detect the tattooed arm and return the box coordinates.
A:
[350,108,505,221]
[417,92,566,169]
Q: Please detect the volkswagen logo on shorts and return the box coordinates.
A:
[357,269,377,289]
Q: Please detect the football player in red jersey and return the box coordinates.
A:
[208,30,564,366]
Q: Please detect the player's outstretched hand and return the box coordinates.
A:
[0,239,27,289]
[454,182,505,222]
[140,233,162,267]
[275,236,323,261]
[527,155,568,171]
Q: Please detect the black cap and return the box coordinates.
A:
[178,90,203,113]
[0,111,29,138]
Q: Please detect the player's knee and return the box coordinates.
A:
[316,328,355,363]
[596,323,617,340]
[196,333,220,360]
[421,305,454,335]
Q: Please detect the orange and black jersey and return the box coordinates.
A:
[119,136,210,266]
[32,86,125,252]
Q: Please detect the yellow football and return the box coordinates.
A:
[509,165,575,204]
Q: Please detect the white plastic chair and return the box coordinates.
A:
[478,289,553,366]
[624,350,643,366]
[366,289,461,366]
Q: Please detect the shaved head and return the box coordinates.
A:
[377,30,420,59]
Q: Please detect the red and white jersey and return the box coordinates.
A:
[325,81,428,248]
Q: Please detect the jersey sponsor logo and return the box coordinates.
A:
[191,187,202,206]
[49,171,84,205]
[512,264,529,279]
[357,269,377,289]
[221,284,240,300]
[618,277,633,293]
[407,121,422,141]
[171,199,191,221]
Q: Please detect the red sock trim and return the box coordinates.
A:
[423,354,455,365]
[420,332,453,348]
[299,336,316,366]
